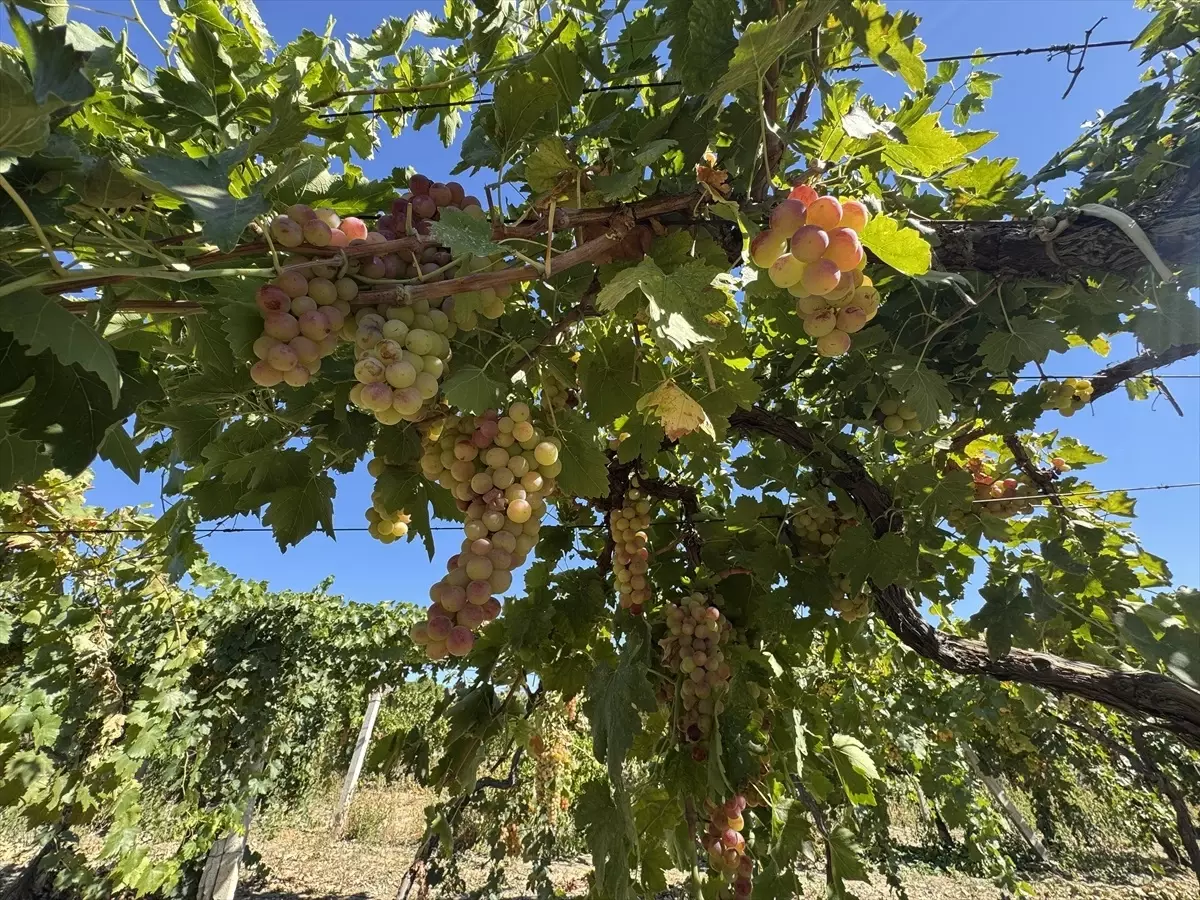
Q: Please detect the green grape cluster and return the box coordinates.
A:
[660,593,733,759]
[453,253,515,329]
[409,404,563,660]
[877,395,923,435]
[1042,378,1093,416]
[790,500,856,552]
[831,585,870,622]
[348,303,455,425]
[363,458,411,543]
[702,795,753,898]
[610,480,652,614]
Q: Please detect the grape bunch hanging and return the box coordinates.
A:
[249,274,348,387]
[948,458,1039,524]
[349,303,455,425]
[1042,378,1093,416]
[702,795,754,899]
[790,500,856,552]
[831,586,870,622]
[659,592,733,759]
[876,395,924,435]
[363,458,411,544]
[609,480,653,614]
[750,183,879,358]
[410,403,562,660]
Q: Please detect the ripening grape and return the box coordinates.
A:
[790,225,829,262]
[824,227,864,272]
[876,396,923,435]
[805,196,842,231]
[835,304,869,334]
[610,481,653,615]
[769,199,807,235]
[703,796,754,898]
[1041,378,1093,416]
[790,499,856,552]
[659,591,733,750]
[801,258,840,296]
[749,231,786,268]
[947,458,1039,529]
[767,254,806,289]
[802,308,837,338]
[838,199,871,232]
[816,329,851,357]
[413,406,561,658]
[788,183,819,206]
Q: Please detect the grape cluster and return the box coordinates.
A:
[377,173,485,238]
[660,593,733,757]
[268,203,372,250]
[610,481,652,614]
[363,458,411,543]
[409,404,562,660]
[790,501,856,552]
[454,254,515,328]
[1042,378,1093,416]
[957,458,1038,520]
[702,795,753,899]
[831,585,870,622]
[530,730,571,827]
[249,273,347,388]
[877,395,923,435]
[750,183,879,358]
[348,303,455,425]
[540,361,579,412]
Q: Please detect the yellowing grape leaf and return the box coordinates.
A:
[636,380,714,441]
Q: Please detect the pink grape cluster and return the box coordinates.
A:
[267,203,372,251]
[750,184,881,358]
[703,795,753,898]
[376,173,485,238]
[248,270,349,388]
[409,404,563,659]
[659,593,733,757]
[348,301,455,426]
[610,481,652,614]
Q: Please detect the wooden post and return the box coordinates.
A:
[961,744,1051,863]
[197,796,256,900]
[331,689,384,838]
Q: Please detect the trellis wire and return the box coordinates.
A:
[3,481,1197,538]
[316,38,1137,120]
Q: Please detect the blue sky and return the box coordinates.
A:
[13,1,1197,609]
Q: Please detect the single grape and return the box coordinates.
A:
[836,305,868,334]
[788,183,819,206]
[256,285,292,315]
[250,359,284,386]
[824,227,864,272]
[270,215,304,247]
[805,196,843,231]
[274,271,309,298]
[801,259,840,296]
[790,225,829,262]
[838,199,870,233]
[302,218,332,247]
[749,230,786,268]
[267,343,298,371]
[767,254,806,289]
[816,329,851,357]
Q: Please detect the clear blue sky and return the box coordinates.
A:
[16,1,1198,608]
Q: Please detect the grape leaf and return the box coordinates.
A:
[525,136,578,194]
[829,526,918,595]
[429,207,505,259]
[670,0,737,94]
[830,734,878,806]
[1132,291,1200,353]
[0,69,50,163]
[373,466,436,560]
[0,409,47,489]
[261,471,336,550]
[575,780,636,900]
[585,627,656,780]
[5,7,95,106]
[842,0,927,91]
[884,360,952,426]
[704,2,833,108]
[578,333,643,425]
[970,574,1032,658]
[97,424,141,484]
[134,154,266,252]
[551,411,608,499]
[440,365,502,415]
[0,289,120,402]
[882,114,965,176]
[860,215,931,276]
[595,257,720,350]
[637,379,715,442]
[828,825,871,886]
[220,300,263,363]
[491,71,559,156]
[977,316,1068,371]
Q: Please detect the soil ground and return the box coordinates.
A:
[3,781,1196,899]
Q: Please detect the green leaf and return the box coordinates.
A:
[844,0,927,91]
[586,627,656,780]
[491,71,559,155]
[829,734,878,806]
[0,289,120,402]
[429,207,505,259]
[373,466,436,560]
[551,411,608,499]
[884,360,952,426]
[5,6,94,105]
[670,0,737,94]
[0,69,50,163]
[1132,291,1200,353]
[133,155,266,252]
[440,364,502,415]
[829,525,918,595]
[578,333,643,425]
[595,257,721,351]
[971,575,1031,658]
[881,114,965,176]
[97,424,140,484]
[705,2,833,109]
[575,780,636,900]
[0,408,47,489]
[859,215,930,276]
[525,136,578,195]
[262,471,335,550]
[828,825,871,886]
[977,316,1068,371]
